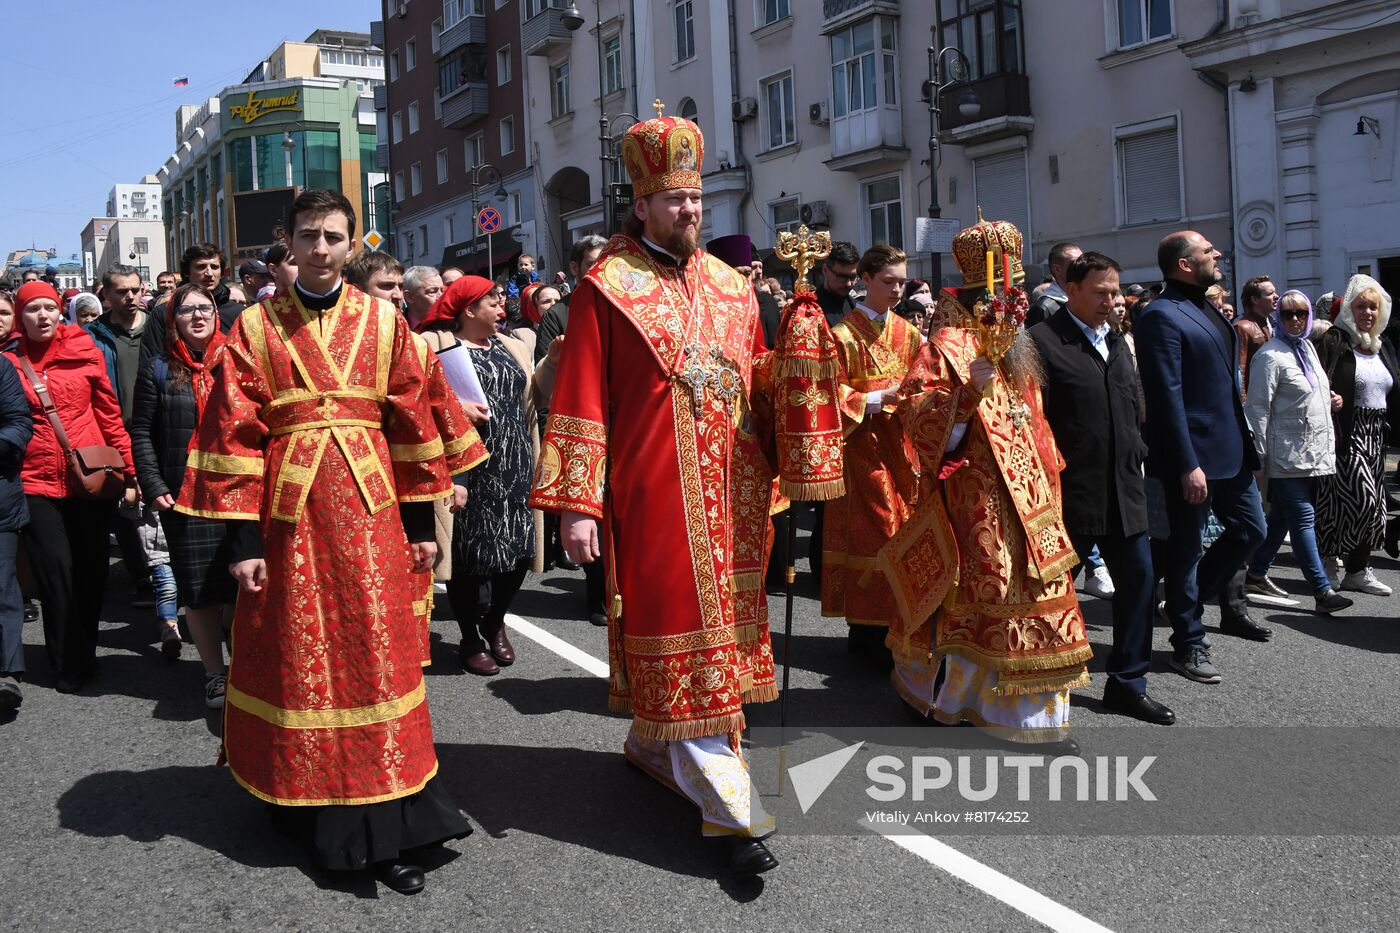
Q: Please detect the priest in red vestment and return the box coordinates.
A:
[822,244,922,650]
[530,102,780,878]
[176,190,469,895]
[878,215,1089,755]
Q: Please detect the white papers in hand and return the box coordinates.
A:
[435,342,490,412]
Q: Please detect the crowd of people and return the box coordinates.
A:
[0,105,1395,895]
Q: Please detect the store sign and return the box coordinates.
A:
[227,89,300,124]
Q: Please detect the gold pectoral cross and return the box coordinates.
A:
[1009,396,1031,430]
[676,344,741,417]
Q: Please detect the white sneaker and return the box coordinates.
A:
[1082,565,1116,599]
[1341,568,1392,597]
[204,674,227,709]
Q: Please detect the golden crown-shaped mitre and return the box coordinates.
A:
[619,100,705,198]
[952,208,1025,290]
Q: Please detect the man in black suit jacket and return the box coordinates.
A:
[1136,231,1269,686]
[1031,252,1173,724]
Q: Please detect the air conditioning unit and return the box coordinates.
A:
[800,200,831,226]
[732,97,758,121]
[808,101,829,125]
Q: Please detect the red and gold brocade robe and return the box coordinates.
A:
[411,333,489,665]
[821,309,922,627]
[176,286,453,807]
[878,315,1091,699]
[530,236,778,742]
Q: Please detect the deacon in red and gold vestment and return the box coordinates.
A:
[821,244,922,642]
[176,190,468,893]
[530,102,781,877]
[878,216,1090,751]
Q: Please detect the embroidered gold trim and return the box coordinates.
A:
[228,759,439,807]
[225,679,426,730]
[388,436,445,461]
[188,451,264,476]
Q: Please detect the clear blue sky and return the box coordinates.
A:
[0,0,379,261]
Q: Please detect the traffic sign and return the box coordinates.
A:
[362,230,384,251]
[477,207,503,233]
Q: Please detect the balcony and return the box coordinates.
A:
[524,7,574,57]
[373,83,388,110]
[439,14,487,57]
[939,73,1033,142]
[376,143,389,171]
[823,106,906,171]
[440,82,490,128]
[821,0,899,35]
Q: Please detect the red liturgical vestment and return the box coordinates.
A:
[531,236,778,742]
[177,286,452,806]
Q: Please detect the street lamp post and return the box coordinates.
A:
[128,248,148,286]
[925,19,980,291]
[282,131,297,190]
[470,162,509,276]
[561,3,635,236]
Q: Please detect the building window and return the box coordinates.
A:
[602,35,624,95]
[431,18,442,53]
[758,0,789,27]
[437,148,449,184]
[394,170,406,202]
[444,214,455,244]
[674,0,695,62]
[390,50,400,80]
[444,0,467,28]
[508,191,522,226]
[1115,116,1182,226]
[497,46,512,84]
[550,60,571,118]
[862,174,904,248]
[938,0,1023,79]
[434,90,443,120]
[392,111,403,143]
[770,197,800,235]
[1117,0,1172,48]
[408,101,420,134]
[761,71,795,150]
[465,133,484,169]
[132,237,149,255]
[830,17,897,118]
[418,224,429,256]
[500,115,516,154]
[411,162,423,195]
[441,47,487,96]
[679,97,699,122]
[973,150,1031,252]
[406,38,417,71]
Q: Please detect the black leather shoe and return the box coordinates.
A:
[556,554,580,572]
[1220,614,1272,642]
[588,611,608,627]
[728,838,779,877]
[1103,687,1176,725]
[374,860,425,895]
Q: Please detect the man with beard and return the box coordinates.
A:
[531,102,780,876]
[1137,232,1269,686]
[140,244,245,364]
[878,215,1089,753]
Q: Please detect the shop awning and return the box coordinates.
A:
[441,228,522,277]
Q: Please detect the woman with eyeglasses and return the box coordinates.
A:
[1313,274,1400,596]
[5,281,134,693]
[1243,291,1353,614]
[418,276,548,674]
[130,284,235,707]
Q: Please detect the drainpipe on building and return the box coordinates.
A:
[628,0,639,123]
[1196,0,1234,291]
[727,0,751,237]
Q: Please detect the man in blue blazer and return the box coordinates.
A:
[1136,231,1269,685]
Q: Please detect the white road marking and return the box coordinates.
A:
[870,826,1114,933]
[504,612,1115,933]
[505,614,609,678]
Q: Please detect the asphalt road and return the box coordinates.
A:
[3,524,1399,932]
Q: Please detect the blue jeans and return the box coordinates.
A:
[1248,477,1331,595]
[151,563,178,624]
[1161,468,1267,651]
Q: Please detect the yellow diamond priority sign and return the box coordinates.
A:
[363,230,384,251]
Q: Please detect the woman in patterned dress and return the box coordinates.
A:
[419,276,549,674]
[1313,274,1400,596]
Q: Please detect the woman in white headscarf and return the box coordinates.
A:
[1313,274,1399,596]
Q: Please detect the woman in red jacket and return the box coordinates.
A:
[5,282,134,692]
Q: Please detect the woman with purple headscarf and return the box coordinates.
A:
[1244,290,1354,614]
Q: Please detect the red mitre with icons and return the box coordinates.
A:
[620,100,705,198]
[951,207,1026,290]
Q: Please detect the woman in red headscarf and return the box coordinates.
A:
[4,281,134,692]
[418,275,547,673]
[130,283,235,707]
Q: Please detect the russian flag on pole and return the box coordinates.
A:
[173,76,189,87]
